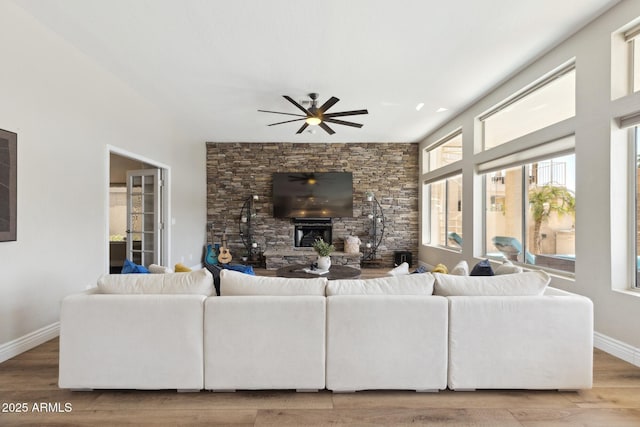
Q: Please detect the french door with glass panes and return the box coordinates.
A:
[126,169,162,266]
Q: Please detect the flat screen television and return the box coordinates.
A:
[272,172,353,218]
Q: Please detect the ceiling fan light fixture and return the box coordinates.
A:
[305,116,322,126]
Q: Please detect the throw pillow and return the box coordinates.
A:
[450,260,469,276]
[494,260,524,275]
[223,264,255,275]
[433,270,550,296]
[174,263,192,272]
[412,265,429,274]
[387,262,410,276]
[121,259,149,274]
[148,264,173,274]
[432,263,448,274]
[470,259,494,276]
[327,273,435,296]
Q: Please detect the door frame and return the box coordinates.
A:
[106,145,171,272]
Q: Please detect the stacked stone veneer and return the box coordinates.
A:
[206,142,419,268]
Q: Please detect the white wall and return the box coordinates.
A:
[0,2,206,351]
[420,0,640,355]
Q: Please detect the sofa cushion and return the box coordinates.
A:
[433,270,550,296]
[326,273,435,296]
[98,268,214,296]
[220,269,326,296]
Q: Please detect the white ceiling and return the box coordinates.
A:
[15,0,619,143]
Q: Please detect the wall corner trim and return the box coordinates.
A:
[594,331,640,368]
[0,322,60,363]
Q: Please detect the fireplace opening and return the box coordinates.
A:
[293,218,332,248]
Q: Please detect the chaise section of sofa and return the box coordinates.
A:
[58,269,214,391]
[325,274,448,392]
[434,271,593,390]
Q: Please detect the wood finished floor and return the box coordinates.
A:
[1,269,639,426]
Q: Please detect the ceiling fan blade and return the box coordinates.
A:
[296,123,309,134]
[267,118,306,126]
[258,109,306,117]
[318,96,339,113]
[319,122,335,135]
[323,109,369,118]
[324,118,363,128]
[283,95,312,115]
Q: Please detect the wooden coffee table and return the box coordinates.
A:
[276,264,361,280]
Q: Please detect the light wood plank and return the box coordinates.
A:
[1,330,640,425]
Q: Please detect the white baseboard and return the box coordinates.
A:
[594,331,640,368]
[0,322,60,363]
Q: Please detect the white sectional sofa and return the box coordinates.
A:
[59,266,593,392]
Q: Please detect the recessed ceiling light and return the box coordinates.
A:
[436,107,448,113]
[415,103,425,111]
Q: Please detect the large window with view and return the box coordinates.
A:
[427,175,462,249]
[484,152,576,273]
[481,66,575,150]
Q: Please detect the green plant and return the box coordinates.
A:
[312,238,335,257]
[529,184,575,253]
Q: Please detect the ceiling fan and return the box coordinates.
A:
[258,93,368,135]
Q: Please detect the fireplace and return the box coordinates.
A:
[293,218,332,248]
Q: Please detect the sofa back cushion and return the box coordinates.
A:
[326,273,435,296]
[98,269,214,296]
[220,269,327,296]
[433,270,550,296]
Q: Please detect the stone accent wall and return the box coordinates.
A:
[206,142,419,268]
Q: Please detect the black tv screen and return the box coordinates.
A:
[273,172,353,218]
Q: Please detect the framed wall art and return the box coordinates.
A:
[0,129,17,242]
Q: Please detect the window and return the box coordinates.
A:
[425,131,462,171]
[484,153,576,273]
[626,26,640,92]
[481,66,576,150]
[427,175,462,249]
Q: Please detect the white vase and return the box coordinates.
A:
[317,255,331,271]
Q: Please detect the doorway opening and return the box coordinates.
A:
[108,148,169,273]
